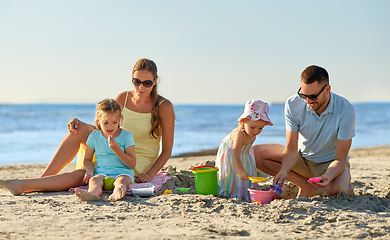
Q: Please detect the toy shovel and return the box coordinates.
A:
[270,183,283,195]
[237,174,267,183]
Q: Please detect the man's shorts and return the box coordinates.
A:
[291,153,351,178]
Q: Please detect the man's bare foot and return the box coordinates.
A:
[297,182,320,198]
[0,180,24,195]
[75,188,100,201]
[108,184,126,201]
[347,183,355,197]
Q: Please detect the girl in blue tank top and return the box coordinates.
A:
[75,99,136,202]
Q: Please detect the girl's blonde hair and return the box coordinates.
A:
[94,99,122,130]
[132,58,163,139]
[238,119,245,129]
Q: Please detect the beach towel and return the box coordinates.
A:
[69,171,171,195]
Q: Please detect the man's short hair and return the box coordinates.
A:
[301,65,329,85]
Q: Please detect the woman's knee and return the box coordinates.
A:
[66,121,94,143]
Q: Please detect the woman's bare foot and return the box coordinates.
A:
[75,188,100,201]
[108,184,126,201]
[0,180,24,195]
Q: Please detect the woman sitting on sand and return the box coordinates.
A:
[0,58,175,195]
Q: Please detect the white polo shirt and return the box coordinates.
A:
[285,91,355,163]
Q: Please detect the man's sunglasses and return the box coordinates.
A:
[297,84,328,101]
[132,78,155,88]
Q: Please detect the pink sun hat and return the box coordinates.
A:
[238,99,273,126]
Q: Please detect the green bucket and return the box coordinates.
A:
[191,165,219,195]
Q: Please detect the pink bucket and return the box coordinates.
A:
[247,188,276,204]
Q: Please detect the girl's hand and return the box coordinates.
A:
[83,171,93,184]
[67,118,80,134]
[135,173,152,183]
[238,171,249,180]
[108,135,119,151]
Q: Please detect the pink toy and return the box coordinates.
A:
[308,177,322,183]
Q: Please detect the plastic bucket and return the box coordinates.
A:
[191,165,219,195]
[247,188,276,204]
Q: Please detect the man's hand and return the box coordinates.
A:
[309,174,330,188]
[273,170,288,185]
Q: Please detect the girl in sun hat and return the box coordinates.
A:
[237,99,273,124]
[215,99,273,201]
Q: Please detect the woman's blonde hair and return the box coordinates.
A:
[94,99,122,130]
[132,58,163,139]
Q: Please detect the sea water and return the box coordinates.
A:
[0,102,389,165]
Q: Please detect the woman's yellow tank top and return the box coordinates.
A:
[76,92,162,175]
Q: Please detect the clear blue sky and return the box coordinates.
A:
[1,0,389,104]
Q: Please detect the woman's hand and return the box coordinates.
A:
[67,118,80,134]
[135,173,152,183]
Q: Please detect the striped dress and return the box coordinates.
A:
[215,129,257,201]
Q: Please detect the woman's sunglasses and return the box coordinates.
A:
[132,78,155,88]
[297,84,328,101]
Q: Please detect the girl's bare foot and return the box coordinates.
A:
[0,180,24,195]
[108,184,126,201]
[75,188,100,201]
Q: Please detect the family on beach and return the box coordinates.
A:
[0,59,355,202]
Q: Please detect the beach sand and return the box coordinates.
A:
[1,146,390,239]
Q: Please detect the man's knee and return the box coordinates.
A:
[254,144,284,162]
[253,144,264,156]
[254,144,277,157]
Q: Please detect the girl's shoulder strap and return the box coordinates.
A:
[238,128,246,135]
[231,128,247,145]
[233,128,246,136]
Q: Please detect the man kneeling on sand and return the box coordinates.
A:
[253,65,355,198]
